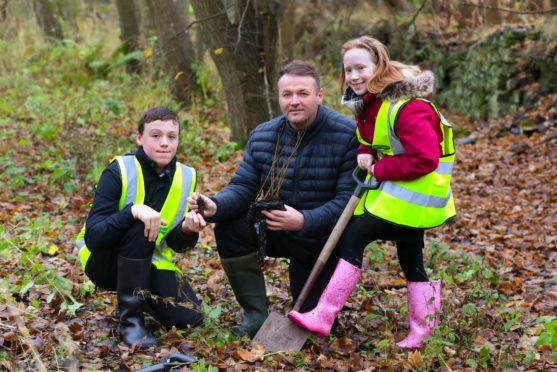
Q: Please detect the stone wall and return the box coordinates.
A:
[405,25,557,120]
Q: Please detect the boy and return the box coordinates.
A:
[76,107,206,348]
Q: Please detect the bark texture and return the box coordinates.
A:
[147,0,195,107]
[191,0,282,143]
[33,0,64,40]
[116,0,142,74]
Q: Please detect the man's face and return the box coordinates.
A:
[278,74,324,129]
[136,119,179,172]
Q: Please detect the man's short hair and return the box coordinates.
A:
[137,107,179,133]
[278,60,320,90]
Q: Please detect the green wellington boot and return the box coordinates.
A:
[221,252,268,338]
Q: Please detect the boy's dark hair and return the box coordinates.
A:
[137,107,179,133]
[278,60,320,90]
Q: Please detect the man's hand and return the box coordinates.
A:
[261,204,304,232]
[188,193,217,218]
[357,153,374,175]
[182,210,207,234]
[131,204,167,242]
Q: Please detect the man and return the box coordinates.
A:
[190,61,358,338]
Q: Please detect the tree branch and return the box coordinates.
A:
[403,0,428,30]
[235,0,251,52]
[185,3,235,32]
[160,3,235,52]
[458,1,557,14]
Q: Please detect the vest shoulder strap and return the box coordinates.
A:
[114,155,145,208]
[380,98,455,157]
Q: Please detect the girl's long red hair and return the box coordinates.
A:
[340,36,420,95]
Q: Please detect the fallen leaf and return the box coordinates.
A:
[231,343,264,362]
[444,346,457,356]
[48,244,59,255]
[407,350,424,366]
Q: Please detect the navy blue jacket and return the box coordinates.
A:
[211,105,358,240]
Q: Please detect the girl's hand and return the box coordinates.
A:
[182,210,207,234]
[131,204,167,242]
[357,154,374,175]
[188,193,217,218]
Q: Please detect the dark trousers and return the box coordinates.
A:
[337,213,428,282]
[84,221,203,329]
[214,215,340,313]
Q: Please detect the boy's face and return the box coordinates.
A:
[136,119,179,172]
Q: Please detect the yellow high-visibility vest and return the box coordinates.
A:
[354,98,456,228]
[76,155,197,272]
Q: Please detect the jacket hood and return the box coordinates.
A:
[378,70,435,102]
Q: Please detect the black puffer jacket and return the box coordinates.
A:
[211,105,358,239]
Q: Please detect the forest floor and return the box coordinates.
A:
[1,83,556,370]
[0,37,557,371]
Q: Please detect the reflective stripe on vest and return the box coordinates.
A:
[152,162,196,271]
[117,156,145,210]
[77,155,196,272]
[356,127,372,147]
[354,98,456,228]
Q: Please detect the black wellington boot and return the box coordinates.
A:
[117,255,156,348]
[221,252,268,338]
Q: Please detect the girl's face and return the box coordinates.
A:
[343,47,377,96]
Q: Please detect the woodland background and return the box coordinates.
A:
[0,0,556,371]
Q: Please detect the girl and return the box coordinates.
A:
[288,36,455,349]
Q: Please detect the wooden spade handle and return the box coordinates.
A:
[292,194,361,312]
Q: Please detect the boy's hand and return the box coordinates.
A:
[182,210,207,234]
[131,204,167,242]
[188,193,217,218]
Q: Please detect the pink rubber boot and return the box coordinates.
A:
[396,280,441,349]
[288,259,361,338]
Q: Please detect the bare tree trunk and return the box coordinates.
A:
[260,0,281,117]
[32,0,64,40]
[0,0,8,22]
[140,0,162,79]
[484,0,501,26]
[280,0,296,61]
[139,0,157,41]
[147,0,195,107]
[383,0,411,12]
[191,0,282,143]
[431,0,458,29]
[525,0,543,10]
[57,0,80,31]
[116,0,142,74]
